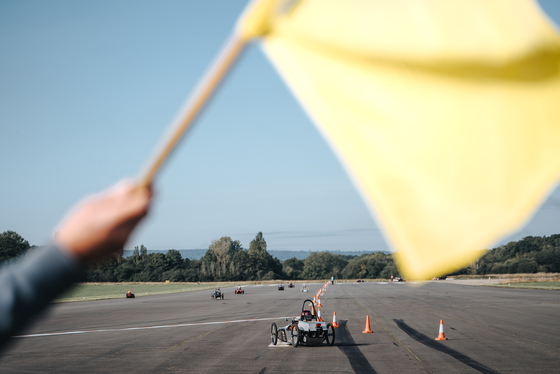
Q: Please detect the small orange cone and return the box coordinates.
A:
[363,315,373,333]
[435,320,448,340]
[317,298,322,308]
[332,312,339,328]
[317,308,323,322]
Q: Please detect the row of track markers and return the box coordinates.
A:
[318,280,448,339]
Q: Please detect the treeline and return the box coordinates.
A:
[86,233,399,282]
[452,234,560,275]
[2,230,560,281]
[0,230,399,281]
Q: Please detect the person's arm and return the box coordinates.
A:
[0,182,151,347]
[0,244,81,345]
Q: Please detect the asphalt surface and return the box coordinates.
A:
[1,281,559,373]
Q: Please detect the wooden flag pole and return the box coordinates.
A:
[139,33,246,188]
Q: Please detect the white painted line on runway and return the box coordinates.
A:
[268,342,292,348]
[14,316,294,339]
[336,282,387,285]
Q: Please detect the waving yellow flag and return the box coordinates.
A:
[144,0,560,281]
[237,0,560,280]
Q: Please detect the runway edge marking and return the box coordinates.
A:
[13,316,294,339]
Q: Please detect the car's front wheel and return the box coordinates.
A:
[325,323,335,346]
[271,323,278,345]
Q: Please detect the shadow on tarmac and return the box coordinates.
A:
[336,320,377,374]
[393,319,500,374]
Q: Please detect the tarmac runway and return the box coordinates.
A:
[1,281,559,373]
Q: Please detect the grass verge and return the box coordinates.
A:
[494,280,560,290]
[54,283,235,303]
[54,279,395,303]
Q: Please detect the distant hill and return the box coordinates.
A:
[123,249,387,261]
[269,250,388,261]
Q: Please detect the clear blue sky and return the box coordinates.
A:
[1,0,560,253]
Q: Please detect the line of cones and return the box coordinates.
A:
[319,285,446,340]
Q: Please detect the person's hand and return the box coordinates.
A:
[56,181,152,265]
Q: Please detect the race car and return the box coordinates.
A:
[393,276,404,282]
[301,284,308,292]
[235,286,245,294]
[126,289,135,298]
[278,284,285,291]
[270,299,335,347]
[288,283,295,288]
[212,288,224,299]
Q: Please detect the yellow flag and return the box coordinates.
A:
[237,0,560,280]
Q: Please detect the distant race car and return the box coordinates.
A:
[212,288,224,300]
[288,283,295,288]
[393,276,404,282]
[357,279,364,283]
[126,290,135,299]
[235,286,245,294]
[278,284,285,291]
[270,299,335,347]
[301,285,308,292]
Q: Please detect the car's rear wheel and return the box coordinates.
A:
[326,323,335,346]
[271,323,278,345]
[291,325,300,347]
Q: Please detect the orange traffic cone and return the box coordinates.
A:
[317,298,322,308]
[435,320,448,340]
[317,308,323,322]
[332,312,339,328]
[363,315,373,333]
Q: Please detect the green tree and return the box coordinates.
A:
[282,257,304,279]
[201,237,245,281]
[86,257,118,282]
[248,232,282,280]
[114,260,136,282]
[379,262,399,279]
[133,246,140,264]
[165,249,184,270]
[140,245,148,260]
[340,252,396,279]
[302,252,347,280]
[0,231,30,263]
[450,234,560,276]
